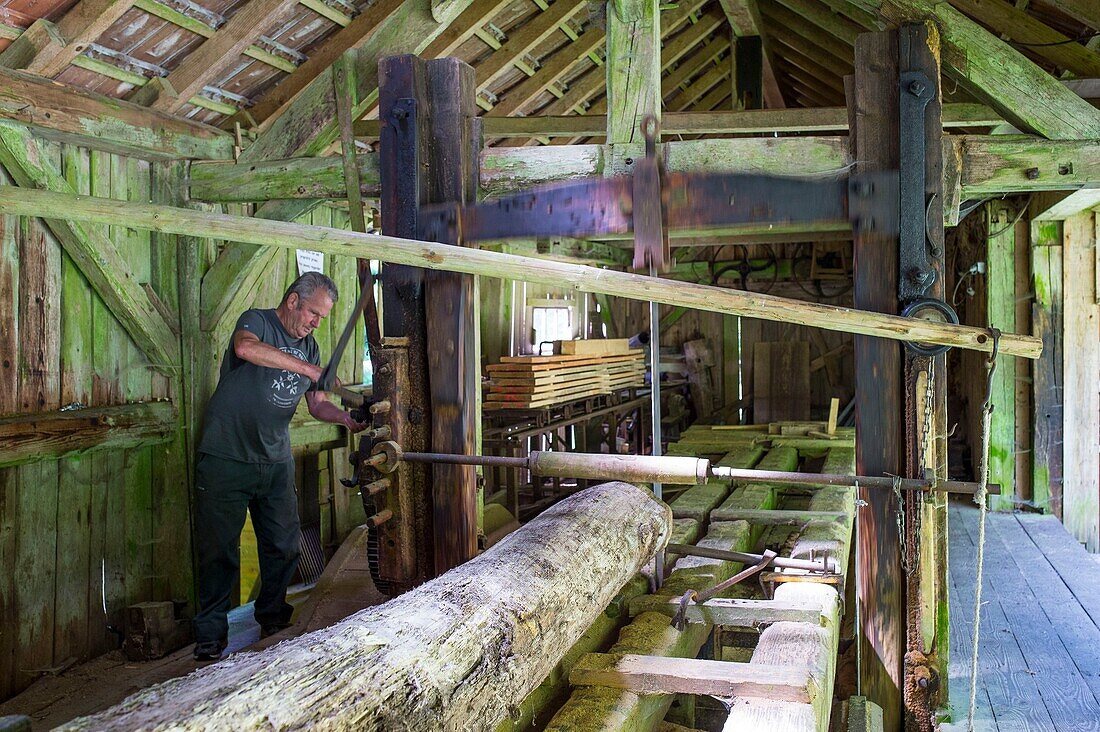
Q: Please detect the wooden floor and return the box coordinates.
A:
[947,502,1100,731]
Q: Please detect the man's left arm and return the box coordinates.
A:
[306,391,368,432]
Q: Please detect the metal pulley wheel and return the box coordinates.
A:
[901,298,960,356]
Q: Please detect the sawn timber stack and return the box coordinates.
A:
[484,349,646,409]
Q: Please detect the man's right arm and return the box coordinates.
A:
[233,329,323,381]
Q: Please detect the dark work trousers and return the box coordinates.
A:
[192,453,300,644]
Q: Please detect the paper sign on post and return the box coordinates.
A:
[296,250,324,276]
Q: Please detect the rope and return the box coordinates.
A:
[967,328,1000,731]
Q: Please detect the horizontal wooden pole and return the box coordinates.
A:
[0,402,177,468]
[709,508,849,525]
[351,104,1004,138]
[0,186,1043,359]
[626,596,826,626]
[0,67,233,161]
[569,653,816,702]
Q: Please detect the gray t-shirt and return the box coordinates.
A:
[198,309,321,463]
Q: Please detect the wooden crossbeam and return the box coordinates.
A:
[626,595,826,625]
[568,653,816,702]
[0,0,134,78]
[718,0,785,107]
[0,66,232,160]
[0,122,180,371]
[0,402,177,468]
[0,185,1045,358]
[475,0,588,94]
[129,0,301,113]
[191,131,1091,203]
[242,0,406,128]
[852,0,1100,139]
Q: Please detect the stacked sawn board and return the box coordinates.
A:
[484,341,646,410]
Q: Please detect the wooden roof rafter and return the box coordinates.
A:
[759,0,853,68]
[947,0,1100,78]
[0,0,135,78]
[128,0,303,114]
[473,0,589,96]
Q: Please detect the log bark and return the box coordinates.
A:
[59,482,670,732]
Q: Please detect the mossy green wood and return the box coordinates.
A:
[1029,223,1062,516]
[986,201,1017,510]
[848,0,1100,139]
[0,122,179,372]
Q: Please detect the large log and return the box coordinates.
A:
[59,482,671,731]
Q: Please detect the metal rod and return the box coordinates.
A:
[709,466,999,495]
[665,542,837,574]
[401,451,530,469]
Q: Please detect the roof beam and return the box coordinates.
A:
[851,0,1100,138]
[773,0,862,46]
[948,0,1100,79]
[0,65,232,159]
[487,25,606,117]
[242,0,406,131]
[242,0,471,162]
[475,0,588,94]
[760,1,853,64]
[129,0,301,113]
[669,64,728,111]
[606,0,662,144]
[1044,0,1100,31]
[662,37,731,98]
[719,0,785,107]
[423,0,516,58]
[0,0,134,78]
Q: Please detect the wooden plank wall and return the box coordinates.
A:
[0,132,365,702]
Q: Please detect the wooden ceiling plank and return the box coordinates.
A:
[0,0,135,78]
[244,0,406,129]
[487,25,606,117]
[475,0,588,94]
[852,0,1100,138]
[949,0,1100,78]
[131,0,302,113]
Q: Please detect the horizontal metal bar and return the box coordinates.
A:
[665,543,837,574]
[709,466,1000,495]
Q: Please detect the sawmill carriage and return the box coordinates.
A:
[0,0,1098,730]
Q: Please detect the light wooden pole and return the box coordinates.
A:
[0,186,1043,360]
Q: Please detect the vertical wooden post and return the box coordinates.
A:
[732,35,762,110]
[1062,212,1099,551]
[378,54,481,581]
[605,0,661,145]
[1030,218,1063,517]
[424,58,480,575]
[986,199,1018,511]
[848,29,904,730]
[899,23,949,727]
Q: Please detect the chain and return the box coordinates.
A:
[920,356,936,485]
[894,474,909,572]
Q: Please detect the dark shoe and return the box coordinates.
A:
[260,622,292,639]
[193,639,226,662]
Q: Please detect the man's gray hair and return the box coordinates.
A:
[281,272,339,305]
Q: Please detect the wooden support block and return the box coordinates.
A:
[709,508,848,526]
[847,696,885,732]
[827,398,840,435]
[569,653,816,703]
[627,596,826,627]
[558,338,633,355]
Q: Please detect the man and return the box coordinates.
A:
[192,272,367,661]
